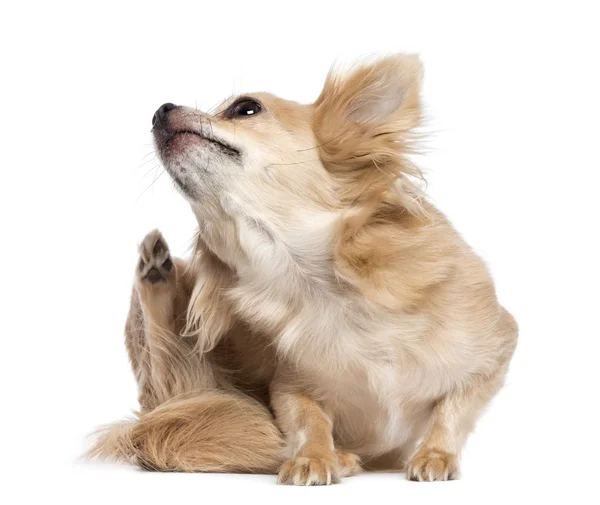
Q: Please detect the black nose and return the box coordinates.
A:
[152,103,177,127]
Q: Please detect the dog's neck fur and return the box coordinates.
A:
[192,199,342,290]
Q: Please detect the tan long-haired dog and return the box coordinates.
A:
[91,54,517,484]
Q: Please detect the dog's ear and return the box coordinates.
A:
[313,54,423,204]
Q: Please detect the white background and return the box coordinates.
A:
[1,1,599,503]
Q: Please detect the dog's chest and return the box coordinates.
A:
[234,277,381,363]
[231,275,457,453]
[231,274,447,396]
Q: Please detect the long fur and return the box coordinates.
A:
[88,233,284,474]
[89,391,283,473]
[94,54,517,485]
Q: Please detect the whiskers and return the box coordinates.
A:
[135,149,165,203]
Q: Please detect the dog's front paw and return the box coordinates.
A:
[136,230,174,285]
[407,448,458,482]
[277,453,340,486]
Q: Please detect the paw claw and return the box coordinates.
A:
[407,449,458,482]
[277,455,340,486]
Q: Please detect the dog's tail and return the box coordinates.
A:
[88,390,284,473]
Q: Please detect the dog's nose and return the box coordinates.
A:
[152,103,177,127]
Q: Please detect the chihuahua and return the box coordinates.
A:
[91,54,517,485]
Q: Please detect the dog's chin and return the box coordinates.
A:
[153,132,209,164]
[162,162,198,200]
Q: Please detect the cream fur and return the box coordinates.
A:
[92,54,517,485]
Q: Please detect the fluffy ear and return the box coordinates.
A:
[313,54,423,204]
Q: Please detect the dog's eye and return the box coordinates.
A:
[226,99,262,118]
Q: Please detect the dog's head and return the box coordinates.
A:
[153,54,424,268]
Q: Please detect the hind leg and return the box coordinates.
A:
[406,371,505,481]
[407,312,518,481]
[125,230,193,411]
[136,229,199,327]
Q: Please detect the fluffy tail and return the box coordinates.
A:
[88,390,284,473]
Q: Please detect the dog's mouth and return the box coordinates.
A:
[166,129,241,158]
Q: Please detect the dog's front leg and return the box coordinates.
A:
[270,381,340,485]
[271,377,361,485]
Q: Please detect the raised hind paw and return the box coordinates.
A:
[136,230,174,285]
